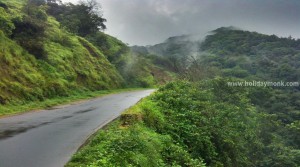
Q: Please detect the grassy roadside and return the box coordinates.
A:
[0,88,149,117]
[66,88,206,167]
[66,79,298,167]
[66,98,168,167]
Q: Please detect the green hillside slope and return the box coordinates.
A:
[198,27,300,124]
[68,79,300,167]
[86,32,176,87]
[133,27,300,124]
[131,34,202,73]
[71,28,300,167]
[0,0,123,105]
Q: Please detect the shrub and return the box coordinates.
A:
[0,8,15,36]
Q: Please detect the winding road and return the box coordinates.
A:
[0,89,154,167]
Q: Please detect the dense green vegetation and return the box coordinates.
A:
[0,0,122,105]
[133,27,300,125]
[1,0,299,166]
[131,34,202,73]
[69,28,300,167]
[86,32,175,87]
[47,0,106,36]
[0,0,174,116]
[199,27,300,124]
[45,0,175,87]
[68,79,300,167]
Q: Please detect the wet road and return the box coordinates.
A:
[0,89,154,167]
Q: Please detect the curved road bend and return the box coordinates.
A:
[0,89,155,167]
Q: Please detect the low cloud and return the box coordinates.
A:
[62,0,300,45]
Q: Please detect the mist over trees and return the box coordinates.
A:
[1,0,299,166]
[129,27,300,166]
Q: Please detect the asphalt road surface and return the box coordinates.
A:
[0,89,154,167]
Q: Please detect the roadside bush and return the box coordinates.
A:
[0,2,8,9]
[152,79,263,166]
[44,80,70,97]
[12,3,48,59]
[0,7,15,36]
[141,100,166,132]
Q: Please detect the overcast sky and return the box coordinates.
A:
[62,0,300,46]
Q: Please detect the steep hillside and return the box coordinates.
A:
[131,34,203,73]
[68,28,300,167]
[0,0,123,105]
[200,27,300,81]
[132,35,201,56]
[86,32,175,87]
[133,27,300,124]
[198,27,300,124]
[68,79,300,167]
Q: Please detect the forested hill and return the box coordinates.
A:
[201,27,300,82]
[0,0,125,105]
[2,0,299,166]
[132,27,300,82]
[133,27,300,124]
[131,34,203,73]
[132,34,202,57]
[68,28,300,166]
[0,0,174,109]
[198,27,300,124]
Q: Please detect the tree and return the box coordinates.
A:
[47,0,62,3]
[11,0,48,59]
[47,0,106,36]
[0,8,15,36]
[28,0,46,6]
[74,1,107,36]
